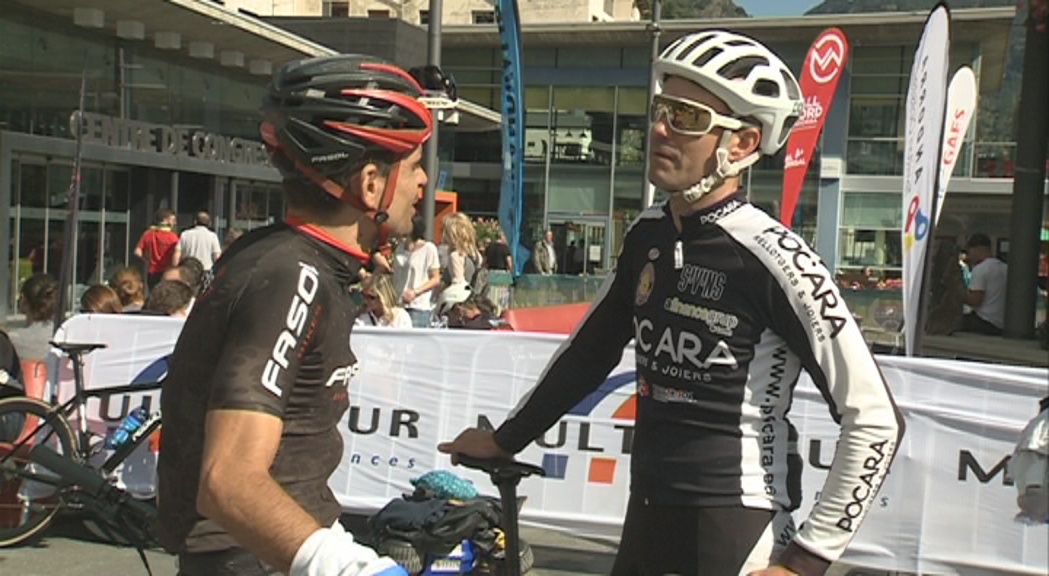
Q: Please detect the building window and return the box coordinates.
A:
[327,1,349,17]
[472,10,496,24]
[838,192,903,277]
[368,9,390,18]
[419,10,429,25]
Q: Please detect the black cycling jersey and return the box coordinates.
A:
[157,219,367,554]
[493,191,904,574]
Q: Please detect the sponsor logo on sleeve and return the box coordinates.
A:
[261,262,320,397]
[837,439,889,532]
[755,227,848,340]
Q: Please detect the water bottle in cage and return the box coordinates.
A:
[104,406,149,450]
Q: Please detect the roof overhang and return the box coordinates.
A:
[6,0,337,71]
[6,0,502,131]
[444,7,1017,93]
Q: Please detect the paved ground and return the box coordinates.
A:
[0,515,889,575]
[0,514,617,576]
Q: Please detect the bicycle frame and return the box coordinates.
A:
[0,380,162,479]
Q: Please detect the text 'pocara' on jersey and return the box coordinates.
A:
[262,262,321,397]
[754,227,848,340]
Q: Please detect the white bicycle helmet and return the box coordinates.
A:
[436,283,472,318]
[654,30,804,201]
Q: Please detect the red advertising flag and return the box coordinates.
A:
[779,28,849,227]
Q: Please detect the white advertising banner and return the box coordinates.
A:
[902,3,951,356]
[50,314,1048,574]
[936,66,977,226]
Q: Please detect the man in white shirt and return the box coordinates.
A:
[393,217,441,327]
[963,233,1008,335]
[173,211,222,270]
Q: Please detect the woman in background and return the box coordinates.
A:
[441,212,481,286]
[356,274,411,329]
[8,273,58,361]
[80,285,123,314]
[109,266,146,312]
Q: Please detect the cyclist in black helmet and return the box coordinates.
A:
[158,55,442,576]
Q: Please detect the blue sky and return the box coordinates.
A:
[734,0,824,17]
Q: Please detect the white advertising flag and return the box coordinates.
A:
[902,3,951,356]
[935,66,977,225]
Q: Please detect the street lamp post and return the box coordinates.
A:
[641,0,662,209]
[422,0,443,241]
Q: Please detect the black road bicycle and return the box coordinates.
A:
[0,341,160,564]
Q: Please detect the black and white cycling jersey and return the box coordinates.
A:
[494,191,904,574]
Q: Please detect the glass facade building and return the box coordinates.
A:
[0,2,323,318]
[440,9,1041,282]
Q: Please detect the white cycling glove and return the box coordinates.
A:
[290,520,407,576]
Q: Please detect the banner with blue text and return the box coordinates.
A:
[495,0,526,276]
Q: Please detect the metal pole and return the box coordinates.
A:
[422,0,443,241]
[640,0,662,209]
[1003,12,1048,340]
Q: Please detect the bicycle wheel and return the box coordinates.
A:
[0,397,77,547]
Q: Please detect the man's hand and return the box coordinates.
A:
[747,566,799,576]
[438,428,512,464]
[402,289,416,304]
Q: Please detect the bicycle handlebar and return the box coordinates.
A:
[456,455,545,482]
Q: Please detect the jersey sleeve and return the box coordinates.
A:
[206,260,323,417]
[494,227,639,454]
[759,242,905,574]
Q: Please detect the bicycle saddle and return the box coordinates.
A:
[50,341,108,354]
[456,455,546,482]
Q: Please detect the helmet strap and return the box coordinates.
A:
[372,161,401,248]
[681,131,761,203]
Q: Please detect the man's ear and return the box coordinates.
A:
[351,162,386,211]
[730,126,762,161]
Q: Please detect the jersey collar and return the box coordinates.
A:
[672,189,748,234]
[284,215,371,265]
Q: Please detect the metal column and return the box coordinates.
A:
[640,0,662,209]
[1003,13,1049,339]
[422,0,443,240]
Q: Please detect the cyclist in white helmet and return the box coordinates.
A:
[440,30,903,576]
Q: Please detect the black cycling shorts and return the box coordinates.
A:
[611,496,794,576]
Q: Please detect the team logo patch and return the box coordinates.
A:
[648,247,660,261]
[635,262,655,306]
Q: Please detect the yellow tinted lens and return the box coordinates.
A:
[653,96,713,134]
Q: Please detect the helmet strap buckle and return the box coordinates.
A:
[681,131,760,203]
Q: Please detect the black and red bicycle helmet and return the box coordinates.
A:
[260,54,434,222]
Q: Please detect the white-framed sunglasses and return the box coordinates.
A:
[650,94,748,136]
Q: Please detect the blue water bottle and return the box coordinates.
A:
[105,406,149,449]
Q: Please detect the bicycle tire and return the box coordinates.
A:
[0,397,77,547]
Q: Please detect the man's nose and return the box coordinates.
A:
[651,113,670,138]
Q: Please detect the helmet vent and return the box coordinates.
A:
[753,79,780,98]
[780,69,802,100]
[678,34,714,60]
[692,47,723,68]
[779,116,798,144]
[725,39,754,47]
[717,56,768,80]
